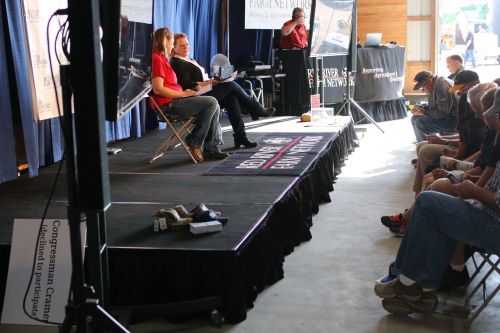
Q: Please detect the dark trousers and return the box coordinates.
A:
[206,81,263,139]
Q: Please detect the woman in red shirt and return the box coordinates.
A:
[151,27,228,162]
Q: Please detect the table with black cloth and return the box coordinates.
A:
[353,46,407,123]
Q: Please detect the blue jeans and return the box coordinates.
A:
[463,49,476,67]
[163,96,220,152]
[395,191,500,290]
[411,114,457,142]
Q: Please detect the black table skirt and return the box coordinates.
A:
[351,98,407,124]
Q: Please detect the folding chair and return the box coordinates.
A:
[148,92,198,164]
[463,252,500,328]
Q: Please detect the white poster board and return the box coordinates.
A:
[23,0,68,121]
[1,219,86,325]
[244,0,313,30]
[121,0,153,24]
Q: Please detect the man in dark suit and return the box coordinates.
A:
[170,33,275,148]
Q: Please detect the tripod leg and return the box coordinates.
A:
[59,300,131,333]
[349,98,385,133]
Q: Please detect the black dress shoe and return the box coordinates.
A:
[234,137,257,148]
[251,107,276,120]
[203,150,229,160]
[262,107,276,117]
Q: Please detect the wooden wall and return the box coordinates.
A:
[357,0,407,48]
[357,0,435,93]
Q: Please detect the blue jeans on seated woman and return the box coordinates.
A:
[162,95,220,152]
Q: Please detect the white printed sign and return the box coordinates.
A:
[121,0,153,24]
[244,0,313,29]
[23,0,68,121]
[1,219,85,325]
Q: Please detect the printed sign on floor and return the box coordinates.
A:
[204,132,337,176]
[1,219,85,325]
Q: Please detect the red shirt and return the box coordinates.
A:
[280,20,307,49]
[151,51,183,108]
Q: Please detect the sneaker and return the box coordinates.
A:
[374,278,423,301]
[389,221,408,237]
[381,212,405,228]
[438,266,470,291]
[381,291,438,315]
[376,261,400,284]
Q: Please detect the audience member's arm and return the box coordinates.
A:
[152,77,195,98]
[453,180,500,213]
[454,142,468,160]
[475,167,495,188]
[464,151,480,162]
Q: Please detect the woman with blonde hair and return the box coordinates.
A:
[150,27,228,162]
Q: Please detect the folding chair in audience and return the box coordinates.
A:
[463,252,500,328]
[148,92,198,164]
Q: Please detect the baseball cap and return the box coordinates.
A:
[413,71,433,90]
[483,88,500,117]
[448,70,479,93]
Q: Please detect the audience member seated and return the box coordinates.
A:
[383,83,498,238]
[374,155,500,315]
[380,83,500,291]
[410,71,457,142]
[412,71,485,193]
[280,7,308,49]
[445,54,465,80]
[169,33,275,149]
[375,92,500,312]
[150,27,228,162]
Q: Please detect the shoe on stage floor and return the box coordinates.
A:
[251,107,276,120]
[234,136,257,148]
[203,150,229,160]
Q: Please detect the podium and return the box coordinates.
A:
[275,49,311,116]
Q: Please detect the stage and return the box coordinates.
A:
[0,116,357,324]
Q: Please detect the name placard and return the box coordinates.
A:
[1,219,85,325]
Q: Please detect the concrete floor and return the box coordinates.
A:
[1,117,499,332]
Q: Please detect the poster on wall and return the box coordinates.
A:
[22,0,68,121]
[244,0,313,29]
[308,0,354,56]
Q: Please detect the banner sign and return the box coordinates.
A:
[22,0,68,121]
[307,56,355,104]
[354,46,405,102]
[244,0,313,29]
[204,133,336,176]
[1,219,85,325]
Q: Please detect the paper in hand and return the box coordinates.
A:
[217,71,238,83]
[194,84,213,96]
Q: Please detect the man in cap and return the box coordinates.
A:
[448,70,480,96]
[410,71,456,142]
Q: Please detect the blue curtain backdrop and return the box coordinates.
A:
[0,1,18,183]
[227,0,274,67]
[153,0,222,69]
[0,0,273,184]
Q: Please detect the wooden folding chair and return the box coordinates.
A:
[149,92,198,164]
[463,252,500,328]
